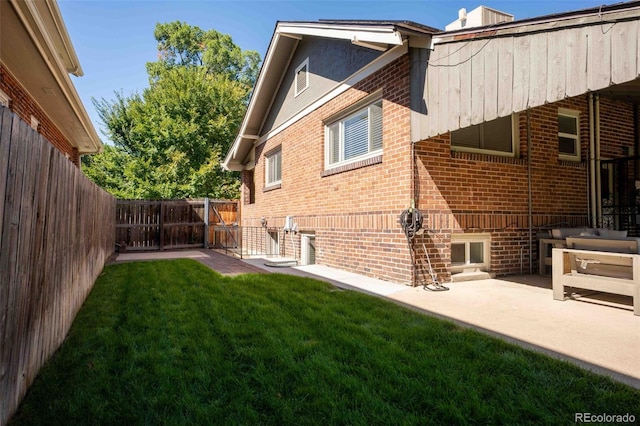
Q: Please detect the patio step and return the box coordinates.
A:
[451,271,493,282]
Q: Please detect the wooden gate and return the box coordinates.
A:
[116,199,238,251]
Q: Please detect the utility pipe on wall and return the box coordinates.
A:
[595,95,602,227]
[527,110,533,275]
[589,94,597,228]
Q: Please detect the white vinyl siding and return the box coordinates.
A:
[451,114,517,156]
[265,149,281,186]
[558,108,580,161]
[326,99,383,168]
[294,58,309,97]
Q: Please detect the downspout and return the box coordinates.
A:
[527,110,533,275]
[595,95,602,227]
[589,93,597,227]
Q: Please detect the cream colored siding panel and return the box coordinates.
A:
[528,33,548,108]
[547,29,567,104]
[458,42,473,129]
[587,24,611,90]
[566,27,589,97]
[447,44,461,132]
[471,40,485,125]
[497,37,514,118]
[437,43,450,134]
[512,36,530,114]
[611,20,638,84]
[483,38,499,122]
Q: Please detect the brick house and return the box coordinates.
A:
[0,0,101,166]
[223,2,640,286]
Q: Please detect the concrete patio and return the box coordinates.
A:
[112,249,640,389]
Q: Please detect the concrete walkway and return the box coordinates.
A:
[112,250,640,389]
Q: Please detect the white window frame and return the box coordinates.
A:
[558,108,580,161]
[451,114,519,157]
[300,233,316,266]
[265,148,281,187]
[294,58,309,97]
[324,98,383,169]
[450,233,491,273]
[0,89,10,107]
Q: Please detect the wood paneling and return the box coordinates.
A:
[0,106,115,425]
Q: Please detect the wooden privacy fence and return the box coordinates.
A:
[116,199,238,251]
[0,106,115,425]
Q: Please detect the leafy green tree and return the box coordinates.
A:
[83,22,260,199]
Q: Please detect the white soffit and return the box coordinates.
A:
[277,24,404,46]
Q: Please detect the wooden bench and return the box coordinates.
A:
[552,247,640,315]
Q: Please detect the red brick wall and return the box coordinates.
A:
[0,65,79,166]
[415,95,637,279]
[241,55,415,284]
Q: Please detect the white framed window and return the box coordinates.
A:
[265,148,281,186]
[451,233,490,273]
[558,108,580,161]
[451,114,518,156]
[325,99,382,168]
[300,233,316,266]
[0,89,10,107]
[294,58,309,97]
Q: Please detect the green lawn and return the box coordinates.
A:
[11,259,640,425]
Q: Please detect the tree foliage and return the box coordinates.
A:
[82,22,260,199]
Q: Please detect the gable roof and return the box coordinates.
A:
[0,0,102,154]
[223,20,438,171]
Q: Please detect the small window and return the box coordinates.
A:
[0,89,10,107]
[451,115,517,156]
[451,233,490,273]
[326,99,382,168]
[558,108,580,161]
[265,148,281,186]
[295,58,309,97]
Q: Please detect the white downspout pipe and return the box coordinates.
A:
[595,95,602,228]
[589,94,597,228]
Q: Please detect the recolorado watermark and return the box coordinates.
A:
[575,413,636,423]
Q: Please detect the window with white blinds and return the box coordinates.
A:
[451,114,517,156]
[325,99,383,168]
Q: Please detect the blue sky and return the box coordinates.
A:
[58,0,606,140]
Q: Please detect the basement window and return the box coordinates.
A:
[294,58,309,97]
[451,114,518,156]
[558,108,580,161]
[451,233,490,273]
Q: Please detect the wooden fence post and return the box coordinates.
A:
[203,198,209,249]
[159,201,165,251]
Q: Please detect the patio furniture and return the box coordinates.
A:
[552,240,640,315]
